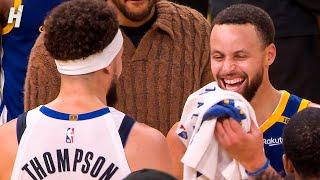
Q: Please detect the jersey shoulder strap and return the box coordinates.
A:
[16,112,28,144]
[118,115,135,147]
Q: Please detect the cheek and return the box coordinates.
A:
[243,64,262,82]
[210,61,220,77]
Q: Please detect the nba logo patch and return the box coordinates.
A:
[66,128,74,143]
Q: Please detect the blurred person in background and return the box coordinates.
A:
[172,0,208,17]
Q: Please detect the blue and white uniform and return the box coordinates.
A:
[260,90,310,176]
[0,0,62,124]
[11,106,134,180]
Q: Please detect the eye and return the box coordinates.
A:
[211,54,224,61]
[234,54,248,60]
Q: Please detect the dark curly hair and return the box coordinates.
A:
[212,4,275,47]
[44,0,119,60]
[283,107,320,178]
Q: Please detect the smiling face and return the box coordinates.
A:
[210,24,270,101]
[110,0,156,22]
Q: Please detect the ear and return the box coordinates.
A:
[264,43,276,66]
[102,66,112,75]
[283,154,295,174]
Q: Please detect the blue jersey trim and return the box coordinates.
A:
[16,112,28,144]
[119,115,135,147]
[282,95,301,118]
[39,106,110,121]
[0,102,4,116]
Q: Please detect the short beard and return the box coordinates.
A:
[216,68,263,102]
[111,0,156,22]
[242,68,263,102]
[106,78,118,107]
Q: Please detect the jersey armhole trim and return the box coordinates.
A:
[16,112,28,144]
[118,115,135,147]
[298,99,310,112]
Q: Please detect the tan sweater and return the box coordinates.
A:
[24,1,212,135]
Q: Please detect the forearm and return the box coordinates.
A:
[166,123,185,179]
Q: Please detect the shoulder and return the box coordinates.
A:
[129,122,167,145]
[125,122,173,173]
[110,107,166,147]
[308,102,320,108]
[0,119,17,147]
[0,119,18,179]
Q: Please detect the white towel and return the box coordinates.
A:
[176,82,258,180]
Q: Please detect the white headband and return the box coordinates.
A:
[55,29,123,75]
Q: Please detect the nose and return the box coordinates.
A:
[221,58,236,73]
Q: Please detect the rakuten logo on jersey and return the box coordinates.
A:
[264,137,283,147]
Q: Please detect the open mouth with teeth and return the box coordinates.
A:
[219,77,246,93]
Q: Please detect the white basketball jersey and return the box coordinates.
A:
[11,106,132,180]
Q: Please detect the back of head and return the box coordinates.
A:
[283,107,320,179]
[44,0,119,61]
[124,169,177,180]
[212,4,275,47]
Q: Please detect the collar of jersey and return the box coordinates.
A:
[39,106,110,121]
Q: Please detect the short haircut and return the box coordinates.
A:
[44,0,119,61]
[283,107,320,178]
[212,4,275,47]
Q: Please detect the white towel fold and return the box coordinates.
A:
[176,82,258,180]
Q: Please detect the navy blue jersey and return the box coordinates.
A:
[1,0,62,123]
[260,91,310,176]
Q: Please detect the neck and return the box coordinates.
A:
[47,76,109,113]
[110,3,156,27]
[250,79,281,126]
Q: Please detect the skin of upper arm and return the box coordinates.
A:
[166,122,186,180]
[308,102,320,108]
[0,119,18,180]
[125,123,174,176]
